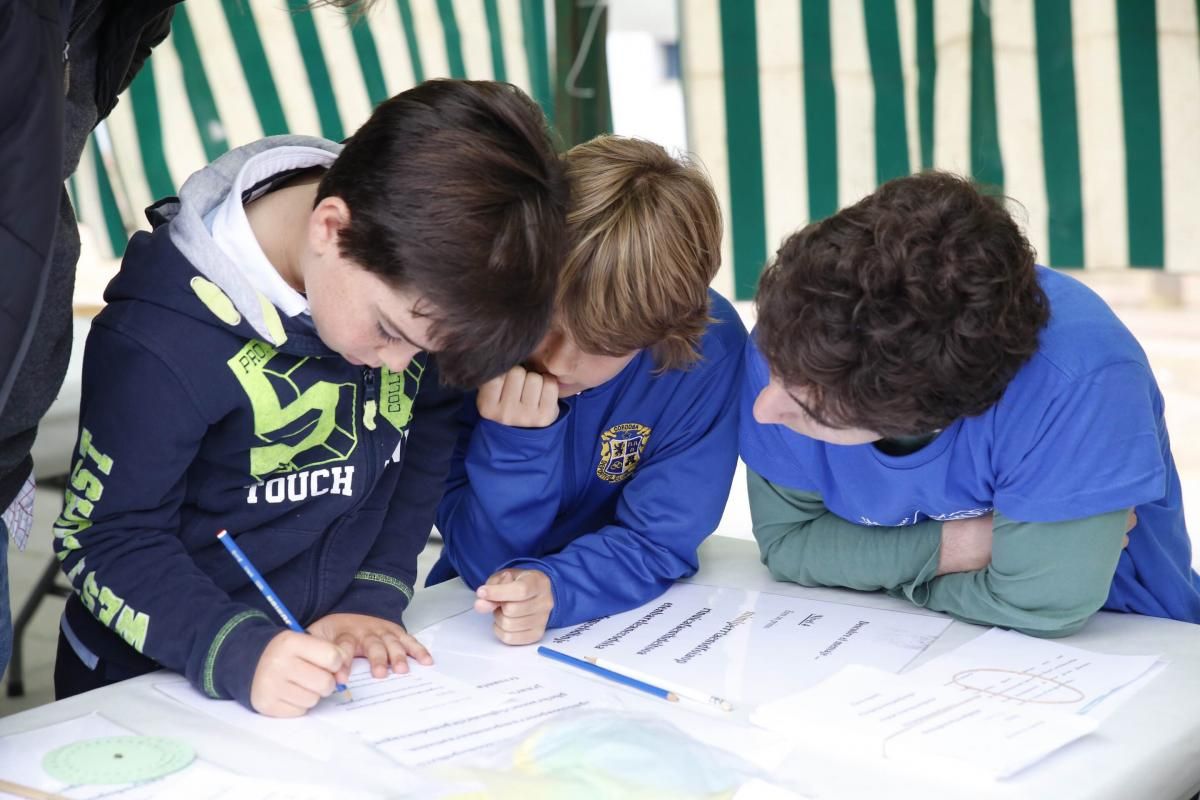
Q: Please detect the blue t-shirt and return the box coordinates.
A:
[740,266,1200,624]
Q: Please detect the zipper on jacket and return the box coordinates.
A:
[302,367,381,620]
[62,0,104,95]
[363,368,378,431]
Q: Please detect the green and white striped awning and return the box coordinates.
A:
[71,0,553,259]
[682,0,1200,300]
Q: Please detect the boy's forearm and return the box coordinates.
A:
[748,470,944,591]
[437,418,569,585]
[529,379,741,627]
[59,533,282,706]
[897,509,1128,637]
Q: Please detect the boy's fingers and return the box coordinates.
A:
[483,570,516,587]
[295,636,347,673]
[477,570,517,599]
[478,580,534,603]
[539,376,559,412]
[497,597,549,619]
[520,371,543,406]
[477,374,505,409]
[494,609,549,633]
[280,679,323,711]
[288,659,337,698]
[363,635,390,678]
[1126,509,1138,532]
[334,633,358,663]
[493,617,543,646]
[376,629,432,670]
[382,635,409,672]
[395,630,433,665]
[501,367,527,404]
[474,597,501,614]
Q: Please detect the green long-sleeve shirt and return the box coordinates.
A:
[747,469,1128,637]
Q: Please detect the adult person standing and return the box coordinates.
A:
[0,0,183,678]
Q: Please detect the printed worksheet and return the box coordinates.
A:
[750,664,1097,779]
[155,678,336,762]
[544,582,951,709]
[906,627,1165,719]
[306,659,590,767]
[156,659,540,769]
[415,609,795,773]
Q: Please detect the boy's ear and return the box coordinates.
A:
[309,196,352,255]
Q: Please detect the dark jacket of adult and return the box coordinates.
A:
[0,0,179,509]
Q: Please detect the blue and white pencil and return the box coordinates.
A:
[537,646,679,703]
[216,529,350,698]
[584,655,733,712]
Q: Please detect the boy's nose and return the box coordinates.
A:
[541,339,578,376]
[382,344,420,372]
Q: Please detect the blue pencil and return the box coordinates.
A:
[537,646,678,703]
[216,529,350,697]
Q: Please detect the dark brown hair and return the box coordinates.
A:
[559,136,722,371]
[318,80,567,387]
[755,171,1049,437]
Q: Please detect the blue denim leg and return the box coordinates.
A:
[0,520,11,678]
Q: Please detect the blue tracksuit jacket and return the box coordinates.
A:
[431,290,746,627]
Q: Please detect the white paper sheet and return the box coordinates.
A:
[414,601,867,773]
[304,659,574,767]
[155,658,535,769]
[544,582,951,708]
[906,628,1165,719]
[0,715,359,800]
[750,665,1097,779]
[154,678,335,762]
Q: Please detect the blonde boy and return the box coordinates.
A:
[432,136,747,643]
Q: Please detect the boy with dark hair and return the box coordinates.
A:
[52,80,567,715]
[432,136,746,645]
[742,171,1199,637]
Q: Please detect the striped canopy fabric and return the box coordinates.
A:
[682,0,1200,301]
[70,0,553,259]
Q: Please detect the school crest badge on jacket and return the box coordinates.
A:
[596,423,652,482]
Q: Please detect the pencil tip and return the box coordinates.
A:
[666,692,680,702]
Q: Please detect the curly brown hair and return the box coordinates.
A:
[755,171,1050,438]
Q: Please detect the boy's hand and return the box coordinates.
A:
[937,513,994,575]
[250,630,346,717]
[474,569,555,645]
[307,612,433,681]
[477,366,559,428]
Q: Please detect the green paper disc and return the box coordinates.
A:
[43,736,194,785]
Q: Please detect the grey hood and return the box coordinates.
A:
[159,135,343,346]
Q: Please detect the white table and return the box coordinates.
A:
[2,536,1198,799]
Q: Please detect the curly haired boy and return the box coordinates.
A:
[741,172,1199,637]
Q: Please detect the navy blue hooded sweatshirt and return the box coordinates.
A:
[53,137,461,709]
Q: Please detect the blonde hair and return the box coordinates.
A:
[560,136,723,371]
